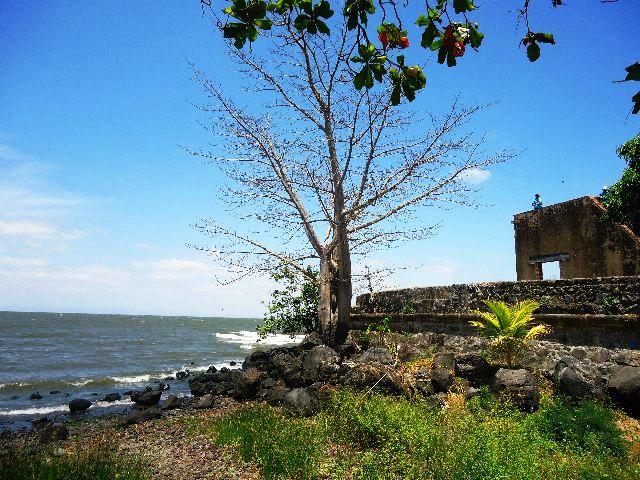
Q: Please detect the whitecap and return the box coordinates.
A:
[216,330,303,350]
[109,374,152,383]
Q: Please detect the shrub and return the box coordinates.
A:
[528,397,627,457]
[470,300,549,367]
[0,441,149,480]
[257,264,319,338]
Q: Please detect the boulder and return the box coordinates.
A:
[207,365,218,373]
[265,382,290,406]
[130,390,161,407]
[68,398,92,413]
[282,388,319,417]
[196,394,215,409]
[300,331,324,350]
[119,407,162,427]
[242,350,275,372]
[232,367,264,400]
[413,369,435,397]
[156,383,170,391]
[432,352,455,370]
[341,362,407,395]
[32,416,51,429]
[430,367,454,393]
[176,370,190,380]
[39,423,69,444]
[29,392,42,400]
[303,345,340,378]
[455,354,496,387]
[606,366,640,416]
[492,369,540,412]
[160,394,182,410]
[102,393,121,402]
[554,356,600,400]
[358,347,394,365]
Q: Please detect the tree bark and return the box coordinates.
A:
[318,231,352,346]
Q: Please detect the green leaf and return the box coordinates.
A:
[314,0,334,19]
[469,25,484,48]
[437,45,447,64]
[430,38,442,52]
[294,14,311,30]
[316,20,330,35]
[256,18,273,30]
[534,32,555,44]
[391,84,401,105]
[625,63,640,82]
[446,51,457,67]
[420,22,439,49]
[353,68,368,90]
[453,0,475,14]
[527,42,541,62]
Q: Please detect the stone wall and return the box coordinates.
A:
[353,277,640,349]
[355,276,640,315]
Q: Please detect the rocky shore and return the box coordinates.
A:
[2,330,640,479]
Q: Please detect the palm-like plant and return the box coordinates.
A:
[470,300,549,368]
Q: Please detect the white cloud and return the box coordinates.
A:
[459,168,491,184]
[0,256,46,267]
[0,144,31,161]
[0,219,85,241]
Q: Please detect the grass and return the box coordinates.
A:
[208,390,640,480]
[0,439,150,480]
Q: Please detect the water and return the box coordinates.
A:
[0,311,302,430]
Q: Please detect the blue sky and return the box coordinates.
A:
[0,1,638,316]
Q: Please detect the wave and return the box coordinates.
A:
[216,330,304,350]
[0,398,134,417]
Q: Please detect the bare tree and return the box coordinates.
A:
[189,17,512,345]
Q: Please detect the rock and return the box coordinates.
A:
[160,394,182,410]
[455,354,496,387]
[49,390,61,395]
[157,383,170,391]
[358,347,394,365]
[606,366,640,416]
[10,395,18,400]
[196,394,215,409]
[304,345,339,371]
[465,386,482,400]
[123,390,134,396]
[341,362,407,395]
[119,407,162,427]
[230,361,237,366]
[130,390,161,406]
[492,369,540,412]
[103,393,121,402]
[207,365,218,373]
[32,416,51,429]
[68,398,92,413]
[282,388,319,417]
[571,346,588,360]
[432,352,455,370]
[265,382,290,406]
[242,350,274,372]
[413,369,435,397]
[300,331,324,350]
[231,367,264,400]
[29,392,42,400]
[163,376,175,381]
[430,367,454,393]
[39,423,69,444]
[176,370,190,380]
[554,357,599,400]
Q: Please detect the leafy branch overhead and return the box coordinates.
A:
[214,0,636,112]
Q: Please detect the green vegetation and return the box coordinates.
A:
[470,300,548,368]
[602,133,640,235]
[258,264,319,338]
[209,390,639,480]
[0,441,149,480]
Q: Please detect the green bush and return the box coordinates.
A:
[0,441,149,480]
[257,264,319,338]
[528,397,627,457]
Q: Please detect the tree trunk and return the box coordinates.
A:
[318,230,352,345]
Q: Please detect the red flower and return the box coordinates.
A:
[378,31,390,49]
[398,36,410,49]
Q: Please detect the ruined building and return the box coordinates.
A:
[513,196,640,280]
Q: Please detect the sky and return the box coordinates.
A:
[0,1,638,317]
